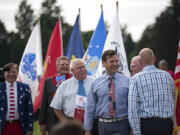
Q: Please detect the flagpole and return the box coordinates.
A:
[37,18,43,76]
[101,4,103,12]
[59,12,63,56]
[78,8,81,31]
[116,1,119,12]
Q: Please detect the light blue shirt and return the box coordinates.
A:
[128,65,175,135]
[84,72,130,131]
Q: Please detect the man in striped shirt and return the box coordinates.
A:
[128,48,175,135]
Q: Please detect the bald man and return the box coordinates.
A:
[128,48,175,135]
[130,56,142,76]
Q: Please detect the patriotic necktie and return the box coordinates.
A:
[74,80,87,123]
[9,83,15,119]
[108,75,116,117]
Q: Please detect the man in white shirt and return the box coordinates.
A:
[50,59,93,122]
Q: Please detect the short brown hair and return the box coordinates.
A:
[102,50,117,62]
[4,63,18,72]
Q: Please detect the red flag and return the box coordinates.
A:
[33,20,62,112]
[174,41,180,133]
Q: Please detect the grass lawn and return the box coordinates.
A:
[33,122,42,135]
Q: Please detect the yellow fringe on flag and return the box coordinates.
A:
[172,127,180,135]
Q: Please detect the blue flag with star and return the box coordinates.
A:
[65,15,84,60]
[83,11,107,76]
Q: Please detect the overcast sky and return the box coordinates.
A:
[0,0,170,41]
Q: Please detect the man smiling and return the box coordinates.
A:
[0,63,33,135]
[84,50,130,135]
[50,59,93,123]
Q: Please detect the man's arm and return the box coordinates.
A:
[54,109,66,121]
[84,82,96,132]
[128,78,141,135]
[25,84,34,133]
[85,131,91,135]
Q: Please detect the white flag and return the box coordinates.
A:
[96,8,130,77]
[18,22,43,102]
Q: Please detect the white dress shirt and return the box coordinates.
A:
[50,76,93,117]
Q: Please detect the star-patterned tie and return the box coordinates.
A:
[9,83,15,119]
[108,75,116,117]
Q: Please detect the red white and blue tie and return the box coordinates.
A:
[9,83,15,120]
[108,76,116,117]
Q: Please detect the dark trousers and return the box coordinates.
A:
[98,119,130,135]
[140,118,173,135]
[91,119,99,135]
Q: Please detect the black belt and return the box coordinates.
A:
[141,117,172,121]
[6,119,20,123]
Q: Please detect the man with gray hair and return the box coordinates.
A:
[50,59,93,124]
[39,56,71,135]
[128,48,175,135]
[130,55,142,76]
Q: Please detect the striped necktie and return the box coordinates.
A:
[9,83,15,119]
[108,76,116,117]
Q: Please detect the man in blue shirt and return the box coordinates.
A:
[84,50,130,135]
[128,48,175,135]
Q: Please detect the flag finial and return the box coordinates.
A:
[101,4,103,12]
[116,1,119,11]
[78,8,81,15]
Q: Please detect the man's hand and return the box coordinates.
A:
[40,124,46,135]
[26,131,33,135]
[85,131,91,135]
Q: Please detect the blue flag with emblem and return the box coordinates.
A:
[65,14,84,59]
[83,11,107,76]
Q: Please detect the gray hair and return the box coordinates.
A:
[131,55,141,62]
[56,56,70,66]
[70,59,84,70]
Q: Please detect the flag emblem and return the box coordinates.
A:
[21,53,36,81]
[86,56,99,75]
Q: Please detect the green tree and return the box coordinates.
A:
[0,20,10,66]
[12,0,35,65]
[15,0,34,39]
[121,26,135,65]
[61,20,73,53]
[40,0,63,58]
[81,30,93,50]
[134,0,180,70]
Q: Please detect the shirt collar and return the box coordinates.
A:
[72,76,87,83]
[143,65,156,71]
[5,81,17,87]
[104,72,117,80]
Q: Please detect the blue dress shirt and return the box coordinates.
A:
[84,72,129,131]
[128,65,175,135]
